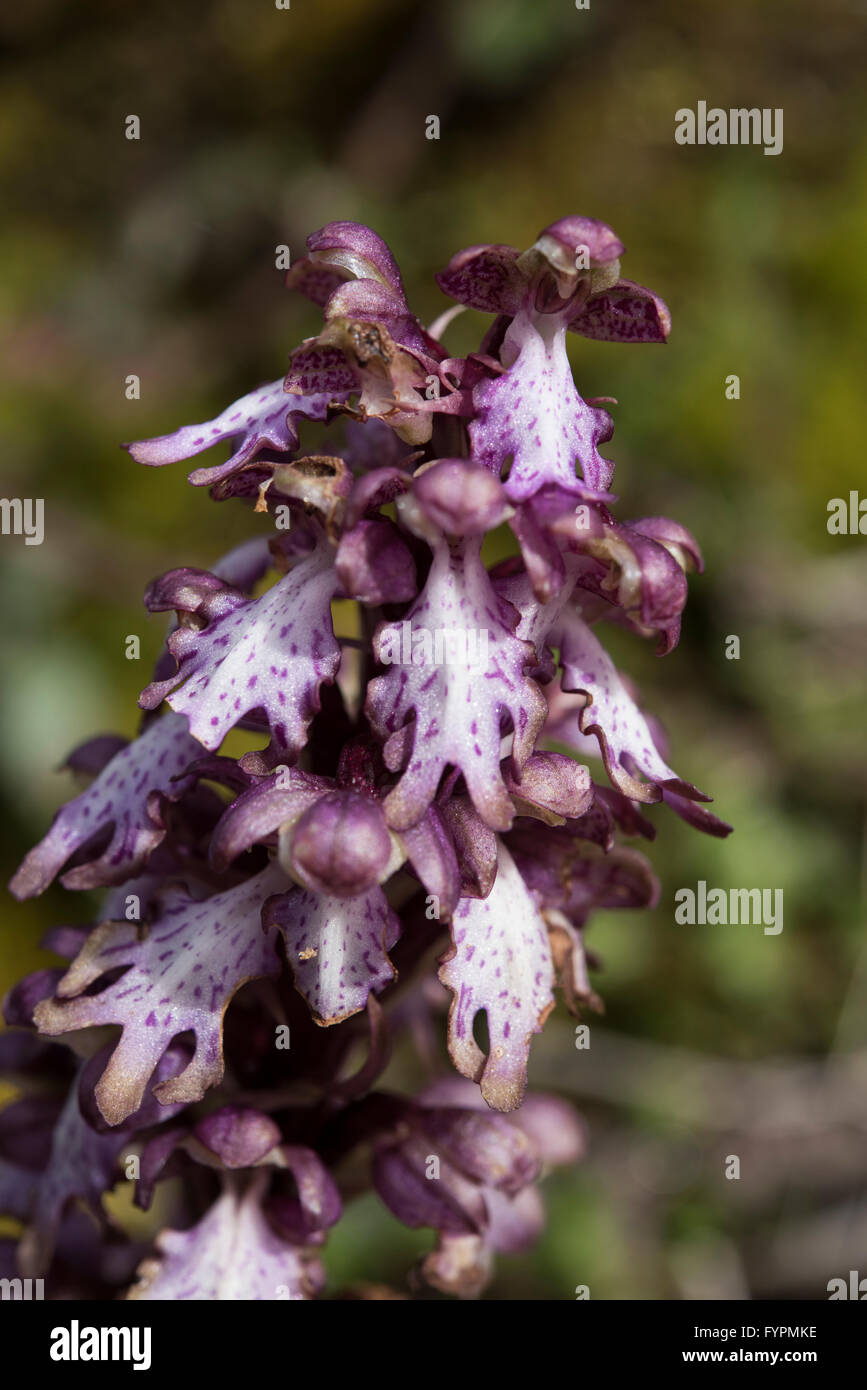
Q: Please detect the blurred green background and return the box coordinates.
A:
[1,0,866,1298]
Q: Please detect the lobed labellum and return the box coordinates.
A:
[367,538,547,833]
[439,842,555,1113]
[127,1183,325,1301]
[555,608,709,805]
[16,1077,128,1275]
[10,712,202,899]
[33,865,287,1126]
[469,309,617,502]
[140,544,341,761]
[263,884,400,1025]
[126,377,344,488]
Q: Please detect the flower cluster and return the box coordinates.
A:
[2,217,728,1299]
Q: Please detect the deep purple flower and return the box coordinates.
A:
[372,1079,584,1296]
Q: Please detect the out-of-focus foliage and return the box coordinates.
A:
[1,0,865,1297]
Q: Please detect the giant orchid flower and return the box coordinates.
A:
[4,218,728,1300]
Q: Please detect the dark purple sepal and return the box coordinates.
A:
[266,1145,342,1244]
[193,1106,282,1169]
[335,518,417,604]
[283,790,394,898]
[208,767,327,871]
[412,457,510,537]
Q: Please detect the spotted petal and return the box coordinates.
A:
[305,220,406,296]
[439,843,554,1112]
[555,609,709,805]
[263,884,399,1025]
[435,244,525,316]
[469,309,616,501]
[10,713,201,899]
[140,544,341,762]
[33,865,286,1126]
[366,539,547,833]
[570,279,671,344]
[127,1184,324,1301]
[126,379,343,488]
